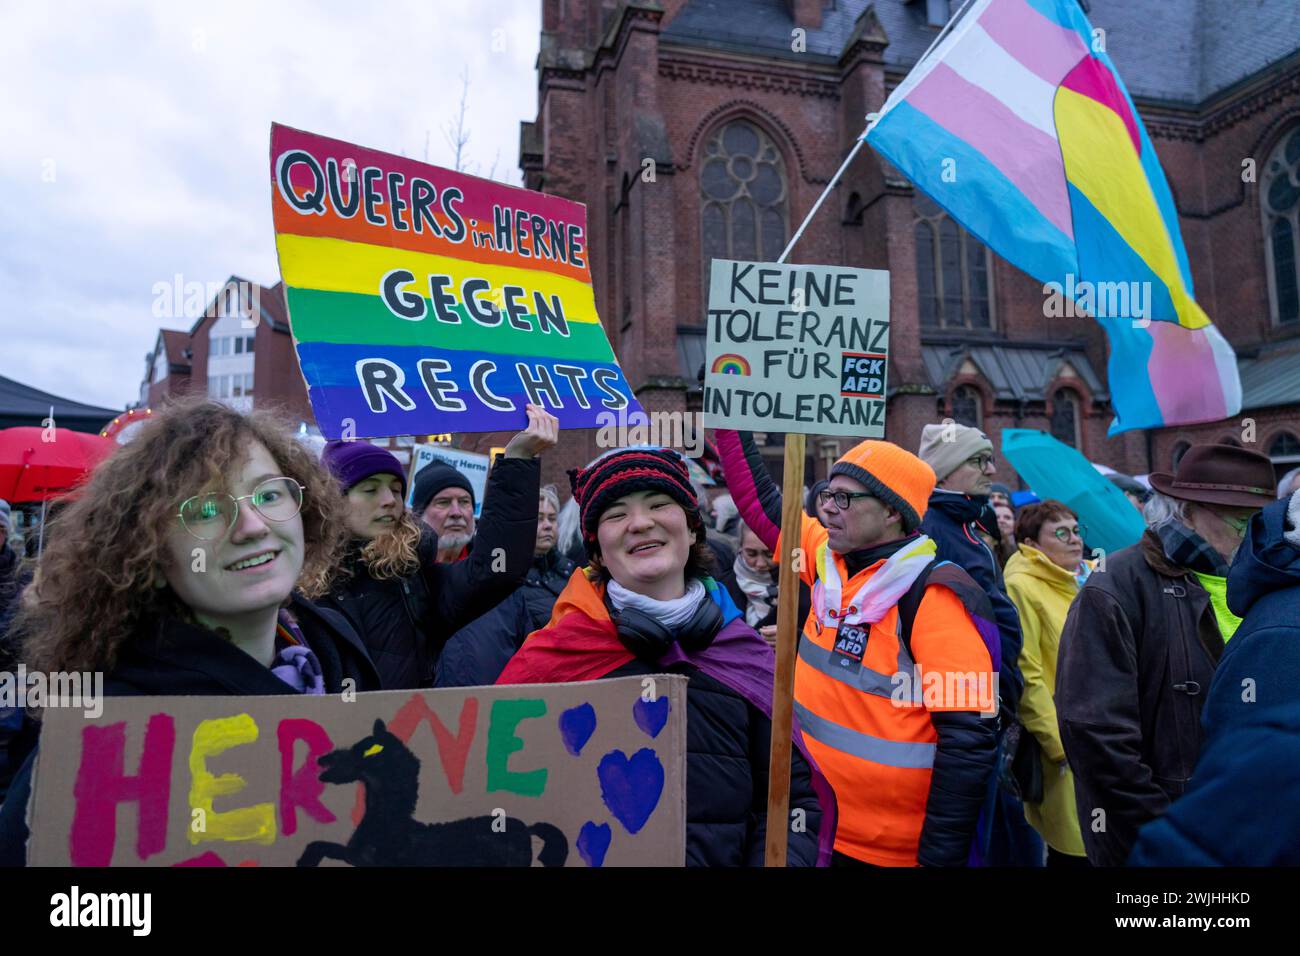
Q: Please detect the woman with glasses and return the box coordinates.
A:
[0,399,380,864]
[1002,500,1092,866]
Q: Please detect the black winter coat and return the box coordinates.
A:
[604,656,823,867]
[0,593,380,866]
[1056,530,1222,866]
[321,456,540,689]
[921,491,1025,717]
[0,546,26,671]
[435,549,576,688]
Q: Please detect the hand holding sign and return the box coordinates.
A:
[503,403,560,459]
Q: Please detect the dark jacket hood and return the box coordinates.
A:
[110,593,378,696]
[927,489,987,524]
[1227,494,1300,617]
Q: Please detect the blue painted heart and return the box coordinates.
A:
[632,695,670,739]
[577,821,612,867]
[597,748,664,835]
[558,702,597,757]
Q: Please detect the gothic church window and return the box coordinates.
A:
[701,121,788,294]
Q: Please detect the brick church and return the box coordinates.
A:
[489,0,1300,491]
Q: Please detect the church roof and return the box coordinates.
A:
[661,0,1300,106]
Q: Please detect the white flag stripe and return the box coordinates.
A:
[943,21,1060,139]
[875,0,994,123]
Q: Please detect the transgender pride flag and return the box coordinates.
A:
[865,0,1241,434]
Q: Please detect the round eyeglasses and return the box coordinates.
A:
[1051,524,1086,543]
[178,477,305,541]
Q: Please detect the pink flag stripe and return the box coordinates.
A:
[1147,321,1229,424]
[978,0,1090,87]
[908,63,1075,239]
[1061,56,1141,153]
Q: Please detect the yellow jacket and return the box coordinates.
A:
[1004,544,1086,857]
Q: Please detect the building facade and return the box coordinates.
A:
[503,0,1300,491]
[137,277,315,426]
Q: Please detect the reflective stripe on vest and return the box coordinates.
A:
[797,631,923,704]
[794,701,936,769]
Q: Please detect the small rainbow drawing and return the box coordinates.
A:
[711,354,751,376]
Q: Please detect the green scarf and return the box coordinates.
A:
[1192,571,1243,642]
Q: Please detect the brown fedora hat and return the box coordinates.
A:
[1148,444,1276,508]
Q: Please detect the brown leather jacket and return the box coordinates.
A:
[1055,530,1223,866]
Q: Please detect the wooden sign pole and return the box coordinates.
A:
[763,433,806,867]
[761,127,875,867]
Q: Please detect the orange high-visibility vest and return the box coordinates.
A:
[779,515,994,866]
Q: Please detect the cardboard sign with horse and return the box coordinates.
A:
[26,675,687,867]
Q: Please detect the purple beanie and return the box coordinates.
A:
[321,440,407,495]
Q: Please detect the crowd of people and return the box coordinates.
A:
[0,395,1297,867]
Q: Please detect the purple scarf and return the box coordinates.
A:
[657,618,838,867]
[272,609,326,695]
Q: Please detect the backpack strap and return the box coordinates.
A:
[895,558,942,658]
[896,560,1002,673]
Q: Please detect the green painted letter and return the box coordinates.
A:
[486,699,548,797]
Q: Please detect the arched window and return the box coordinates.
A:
[914,193,992,329]
[701,121,787,294]
[1050,388,1080,448]
[1171,441,1191,469]
[1270,431,1300,461]
[1264,126,1300,325]
[950,385,981,428]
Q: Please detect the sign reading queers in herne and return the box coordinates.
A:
[703,260,891,438]
[27,676,687,867]
[269,123,643,440]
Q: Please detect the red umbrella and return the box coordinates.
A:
[0,427,117,503]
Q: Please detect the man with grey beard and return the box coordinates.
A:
[412,462,477,563]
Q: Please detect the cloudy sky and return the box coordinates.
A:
[0,0,541,411]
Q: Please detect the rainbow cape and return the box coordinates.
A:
[865,0,1241,434]
[499,569,837,866]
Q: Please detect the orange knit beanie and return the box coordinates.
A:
[830,440,937,532]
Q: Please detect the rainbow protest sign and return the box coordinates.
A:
[270,124,641,439]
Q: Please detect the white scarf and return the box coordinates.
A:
[1287,489,1300,550]
[607,578,707,631]
[815,534,938,627]
[732,552,775,627]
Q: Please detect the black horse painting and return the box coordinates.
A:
[297,719,569,867]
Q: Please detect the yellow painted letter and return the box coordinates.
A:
[188,713,276,845]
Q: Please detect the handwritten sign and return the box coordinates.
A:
[702,260,891,438]
[270,123,642,440]
[27,675,686,867]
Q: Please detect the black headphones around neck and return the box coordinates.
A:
[608,593,724,662]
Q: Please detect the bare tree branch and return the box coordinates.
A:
[442,65,472,173]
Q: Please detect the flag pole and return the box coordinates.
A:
[776,133,868,265]
[778,0,982,265]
